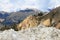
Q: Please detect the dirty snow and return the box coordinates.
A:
[0,25,60,40]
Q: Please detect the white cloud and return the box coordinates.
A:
[0,0,23,12]
[0,0,60,12]
[0,0,14,12]
[48,0,60,9]
[0,0,40,12]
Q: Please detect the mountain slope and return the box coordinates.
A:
[3,9,41,25]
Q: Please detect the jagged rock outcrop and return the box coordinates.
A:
[39,6,60,29]
[17,12,44,30]
[17,6,60,30]
[36,7,60,29]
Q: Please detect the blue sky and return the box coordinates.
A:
[0,0,60,12]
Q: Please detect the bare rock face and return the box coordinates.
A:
[17,12,45,30]
[48,6,60,29]
[38,6,60,29]
[41,18,51,27]
[54,22,60,29]
[17,6,60,30]
[17,15,41,30]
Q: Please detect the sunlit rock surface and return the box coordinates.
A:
[0,25,60,40]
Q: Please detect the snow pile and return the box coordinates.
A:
[0,25,60,40]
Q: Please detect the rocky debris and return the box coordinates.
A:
[0,25,60,40]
